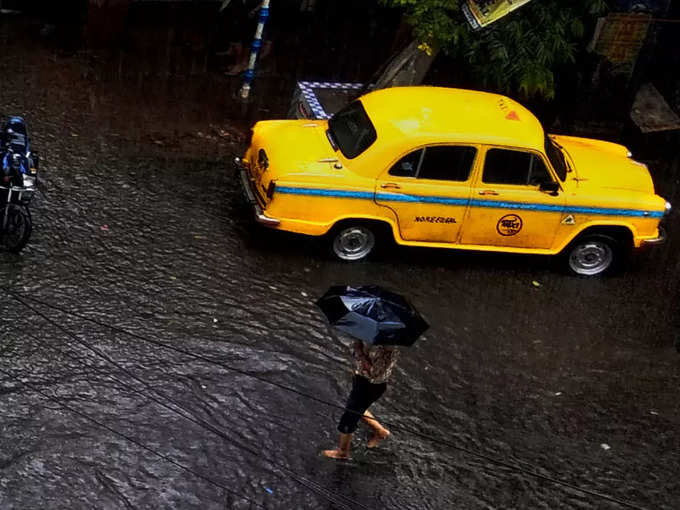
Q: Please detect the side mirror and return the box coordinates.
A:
[539,181,559,195]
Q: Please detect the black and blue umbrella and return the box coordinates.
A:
[316,285,429,346]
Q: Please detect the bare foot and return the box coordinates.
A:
[321,449,351,460]
[367,428,390,448]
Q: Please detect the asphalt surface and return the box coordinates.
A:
[1,14,679,510]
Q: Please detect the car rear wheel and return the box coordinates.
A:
[565,234,619,276]
[329,223,377,262]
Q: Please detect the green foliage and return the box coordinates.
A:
[382,0,608,98]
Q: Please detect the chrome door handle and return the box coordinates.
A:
[478,190,499,196]
[380,183,401,190]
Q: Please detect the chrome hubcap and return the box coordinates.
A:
[333,227,375,261]
[569,241,613,276]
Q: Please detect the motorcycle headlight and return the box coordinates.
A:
[22,174,36,188]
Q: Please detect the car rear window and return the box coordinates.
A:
[328,101,377,159]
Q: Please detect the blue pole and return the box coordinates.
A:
[240,0,270,99]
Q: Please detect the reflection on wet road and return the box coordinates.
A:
[1,17,679,510]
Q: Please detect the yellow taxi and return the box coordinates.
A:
[237,86,670,276]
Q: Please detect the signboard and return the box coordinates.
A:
[630,83,680,133]
[462,0,534,30]
[592,13,651,71]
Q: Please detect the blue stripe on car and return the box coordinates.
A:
[275,186,663,218]
[277,186,374,200]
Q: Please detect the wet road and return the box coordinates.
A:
[1,17,680,510]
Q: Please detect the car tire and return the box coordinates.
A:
[563,234,623,277]
[328,222,383,262]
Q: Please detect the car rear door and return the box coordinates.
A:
[375,145,477,243]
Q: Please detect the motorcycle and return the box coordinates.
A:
[0,116,39,252]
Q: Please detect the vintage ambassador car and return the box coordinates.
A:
[237,87,670,276]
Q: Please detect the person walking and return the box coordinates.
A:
[322,339,399,460]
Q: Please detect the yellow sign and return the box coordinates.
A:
[462,0,534,30]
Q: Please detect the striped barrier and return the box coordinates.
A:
[293,81,364,119]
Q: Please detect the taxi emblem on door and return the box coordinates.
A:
[496,214,523,236]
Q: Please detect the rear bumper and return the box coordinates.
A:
[235,158,280,227]
[640,226,666,246]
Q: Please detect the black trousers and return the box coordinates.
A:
[337,375,387,434]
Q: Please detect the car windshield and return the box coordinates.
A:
[544,135,568,181]
[328,100,377,159]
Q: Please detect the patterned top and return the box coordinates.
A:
[352,340,400,384]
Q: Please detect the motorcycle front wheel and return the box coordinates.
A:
[1,204,32,253]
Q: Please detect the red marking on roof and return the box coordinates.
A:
[506,111,520,121]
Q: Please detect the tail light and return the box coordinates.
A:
[266,180,276,199]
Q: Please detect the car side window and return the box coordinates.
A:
[483,148,552,186]
[389,149,422,177]
[418,146,477,182]
[527,155,551,186]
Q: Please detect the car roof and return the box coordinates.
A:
[359,86,545,152]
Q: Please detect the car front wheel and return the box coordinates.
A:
[329,223,377,262]
[565,234,620,276]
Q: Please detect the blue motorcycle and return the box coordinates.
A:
[1,116,39,252]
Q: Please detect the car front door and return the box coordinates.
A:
[375,145,477,243]
[460,147,565,249]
